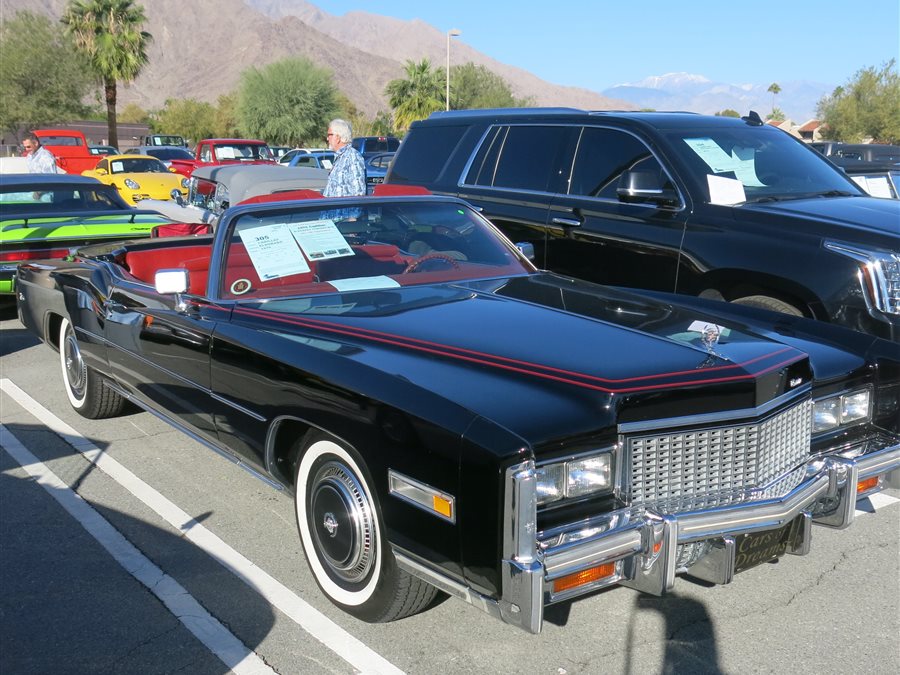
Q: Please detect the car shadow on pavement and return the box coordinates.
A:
[1,422,277,674]
[0,307,39,357]
[544,586,723,673]
[628,593,723,674]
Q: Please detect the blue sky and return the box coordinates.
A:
[311,0,899,91]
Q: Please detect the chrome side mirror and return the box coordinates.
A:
[617,170,679,207]
[155,268,190,312]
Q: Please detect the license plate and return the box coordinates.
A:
[733,518,801,574]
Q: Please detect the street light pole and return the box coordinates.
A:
[446,28,461,111]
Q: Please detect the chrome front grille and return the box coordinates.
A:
[625,399,812,511]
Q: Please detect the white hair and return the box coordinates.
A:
[328,119,352,143]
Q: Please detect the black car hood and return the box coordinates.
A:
[237,275,859,446]
[743,195,900,237]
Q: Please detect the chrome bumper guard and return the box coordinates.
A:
[396,442,900,635]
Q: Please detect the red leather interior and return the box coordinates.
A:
[124,242,412,298]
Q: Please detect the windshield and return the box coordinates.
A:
[110,158,169,174]
[36,135,83,146]
[663,127,865,204]
[221,200,533,299]
[150,136,185,146]
[147,148,193,161]
[215,144,274,161]
[0,185,125,214]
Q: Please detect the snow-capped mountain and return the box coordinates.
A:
[603,72,832,122]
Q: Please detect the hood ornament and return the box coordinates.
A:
[691,321,727,368]
[700,323,721,353]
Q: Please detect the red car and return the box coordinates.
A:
[32,129,101,174]
[177,138,277,177]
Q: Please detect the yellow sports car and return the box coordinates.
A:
[82,154,188,204]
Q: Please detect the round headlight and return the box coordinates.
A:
[124,178,140,190]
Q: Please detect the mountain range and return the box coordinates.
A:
[7,0,831,122]
[603,73,831,122]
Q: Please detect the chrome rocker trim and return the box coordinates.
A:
[399,441,900,634]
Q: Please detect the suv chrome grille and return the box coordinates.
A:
[625,399,811,510]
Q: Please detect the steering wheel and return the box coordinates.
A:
[403,252,460,274]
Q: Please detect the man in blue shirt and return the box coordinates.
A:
[323,119,366,197]
[23,133,59,173]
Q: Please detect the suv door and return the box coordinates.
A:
[546,126,689,291]
[457,124,578,269]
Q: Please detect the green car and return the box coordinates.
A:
[1,174,176,300]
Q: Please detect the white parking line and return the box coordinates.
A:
[1,378,405,675]
[0,424,275,675]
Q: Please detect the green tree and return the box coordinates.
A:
[385,59,444,132]
[155,98,216,143]
[0,11,95,135]
[118,102,149,123]
[62,0,152,150]
[715,109,741,117]
[449,63,533,110]
[767,82,781,115]
[768,107,786,122]
[213,93,240,138]
[337,94,370,138]
[817,60,900,143]
[236,57,338,146]
[337,93,394,139]
[370,110,394,137]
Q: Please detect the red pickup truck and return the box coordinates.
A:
[33,129,100,174]
[169,138,277,178]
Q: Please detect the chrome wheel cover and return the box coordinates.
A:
[63,327,87,400]
[309,461,375,584]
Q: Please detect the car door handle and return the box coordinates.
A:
[551,216,582,227]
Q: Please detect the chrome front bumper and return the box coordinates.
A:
[489,441,900,633]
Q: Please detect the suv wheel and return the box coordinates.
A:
[732,295,804,316]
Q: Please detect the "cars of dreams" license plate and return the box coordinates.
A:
[734,518,804,574]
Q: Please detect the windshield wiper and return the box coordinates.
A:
[743,190,856,204]
[809,190,857,198]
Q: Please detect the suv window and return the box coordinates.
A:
[466,125,571,192]
[390,126,465,183]
[569,127,668,199]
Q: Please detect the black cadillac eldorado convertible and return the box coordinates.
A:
[16,194,900,633]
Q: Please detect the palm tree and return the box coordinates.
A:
[62,0,151,149]
[767,82,782,116]
[385,59,444,132]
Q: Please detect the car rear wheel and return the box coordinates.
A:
[294,431,440,623]
[59,317,125,419]
[732,295,804,317]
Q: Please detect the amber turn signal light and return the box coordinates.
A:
[857,476,880,494]
[552,563,617,594]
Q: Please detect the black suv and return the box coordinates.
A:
[386,108,900,340]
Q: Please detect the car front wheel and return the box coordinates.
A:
[294,431,439,623]
[59,317,125,419]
